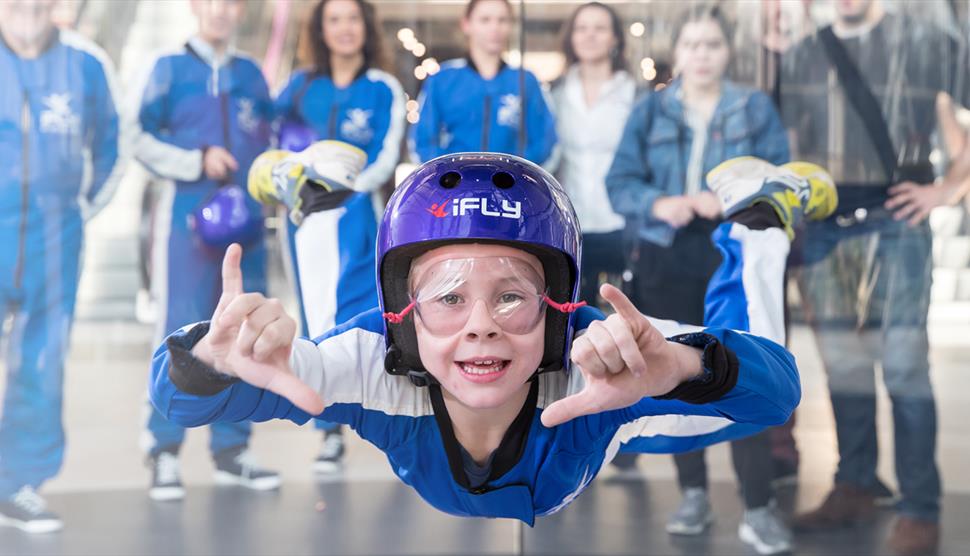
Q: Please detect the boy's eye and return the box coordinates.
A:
[498,292,525,304]
[439,293,463,306]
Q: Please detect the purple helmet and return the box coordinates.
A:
[191,184,263,250]
[278,120,318,153]
[378,153,582,385]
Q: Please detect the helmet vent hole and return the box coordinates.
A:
[492,172,515,189]
[439,171,462,189]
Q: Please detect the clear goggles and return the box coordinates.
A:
[383,257,585,337]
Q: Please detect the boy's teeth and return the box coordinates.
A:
[460,361,504,375]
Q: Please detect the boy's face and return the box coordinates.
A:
[410,244,546,410]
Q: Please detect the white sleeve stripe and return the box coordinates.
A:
[133,133,204,182]
[537,85,560,171]
[615,413,735,442]
[127,47,204,183]
[355,70,405,192]
[407,87,431,164]
[59,31,129,219]
[289,330,434,417]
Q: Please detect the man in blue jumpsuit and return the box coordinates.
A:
[0,0,124,533]
[130,0,278,501]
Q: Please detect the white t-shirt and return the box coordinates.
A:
[552,67,635,234]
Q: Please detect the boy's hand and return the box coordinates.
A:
[540,284,704,428]
[191,244,325,415]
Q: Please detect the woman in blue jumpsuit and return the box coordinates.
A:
[408,0,557,167]
[273,0,405,473]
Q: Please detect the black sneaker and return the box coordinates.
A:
[0,486,63,533]
[313,428,345,475]
[213,446,281,490]
[149,449,185,501]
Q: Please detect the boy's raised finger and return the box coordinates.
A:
[221,244,245,298]
[600,284,645,331]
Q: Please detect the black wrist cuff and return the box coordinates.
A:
[656,332,739,404]
[166,322,240,396]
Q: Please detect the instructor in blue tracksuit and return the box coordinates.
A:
[0,0,123,533]
[130,0,279,501]
[409,0,558,167]
[272,0,405,475]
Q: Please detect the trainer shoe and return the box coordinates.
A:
[706,156,838,239]
[149,449,185,501]
[314,428,346,475]
[739,503,794,555]
[665,487,713,535]
[0,486,63,533]
[213,446,281,491]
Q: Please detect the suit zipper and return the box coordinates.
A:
[15,93,31,293]
[481,95,491,150]
[328,103,338,139]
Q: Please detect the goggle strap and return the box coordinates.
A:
[384,300,416,324]
[543,296,587,314]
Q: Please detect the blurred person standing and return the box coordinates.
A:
[606,6,793,554]
[0,0,124,533]
[549,1,640,476]
[409,0,557,167]
[130,0,279,501]
[781,1,970,553]
[272,0,404,475]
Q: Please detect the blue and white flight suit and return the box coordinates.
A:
[409,58,558,167]
[149,217,800,524]
[131,37,273,457]
[274,68,405,433]
[0,31,124,498]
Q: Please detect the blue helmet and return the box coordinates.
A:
[190,184,263,250]
[377,153,582,385]
[278,120,318,153]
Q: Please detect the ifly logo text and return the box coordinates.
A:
[428,197,522,219]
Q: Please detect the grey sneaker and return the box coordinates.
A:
[149,450,185,501]
[0,486,62,533]
[666,487,713,535]
[214,447,281,491]
[313,429,345,475]
[739,504,793,555]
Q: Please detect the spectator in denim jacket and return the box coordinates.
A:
[605,5,793,554]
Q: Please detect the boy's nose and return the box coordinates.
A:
[463,299,501,340]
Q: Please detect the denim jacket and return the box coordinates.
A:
[606,79,790,247]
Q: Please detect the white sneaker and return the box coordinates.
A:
[313,430,345,475]
[213,447,281,491]
[666,488,713,535]
[0,487,63,533]
[739,504,793,555]
[149,450,185,501]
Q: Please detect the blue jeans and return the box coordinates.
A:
[797,215,939,521]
